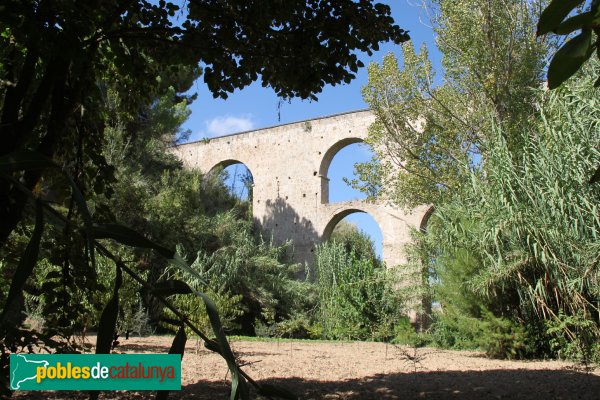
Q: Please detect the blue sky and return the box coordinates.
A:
[181,1,443,258]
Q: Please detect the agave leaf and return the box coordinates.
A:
[547,29,593,89]
[95,264,122,354]
[192,288,248,400]
[92,223,174,259]
[63,172,96,273]
[168,253,209,286]
[156,325,187,400]
[169,325,187,357]
[92,224,209,286]
[94,236,247,398]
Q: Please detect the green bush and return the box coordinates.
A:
[430,309,530,359]
[392,317,431,347]
[268,314,322,340]
[171,214,315,336]
[315,233,407,341]
[430,311,480,350]
[476,309,528,360]
[546,311,600,365]
[416,65,600,359]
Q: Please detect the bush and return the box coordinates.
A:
[392,317,431,347]
[315,236,407,341]
[429,311,480,350]
[167,214,316,336]
[419,66,600,359]
[429,309,530,359]
[268,314,322,340]
[546,311,600,365]
[476,309,528,359]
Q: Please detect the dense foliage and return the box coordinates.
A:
[174,213,312,337]
[536,0,600,184]
[315,223,404,341]
[358,0,600,362]
[352,0,549,208]
[426,70,600,360]
[0,0,408,248]
[0,1,410,398]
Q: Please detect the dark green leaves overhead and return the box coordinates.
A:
[547,29,593,89]
[537,0,585,35]
[182,0,409,100]
[537,0,600,89]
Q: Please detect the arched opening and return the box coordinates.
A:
[420,206,435,232]
[208,159,254,202]
[417,205,436,326]
[319,139,377,204]
[322,209,383,260]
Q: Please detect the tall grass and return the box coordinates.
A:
[428,68,600,359]
[315,240,403,341]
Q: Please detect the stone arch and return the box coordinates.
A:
[207,158,252,175]
[171,109,423,270]
[318,137,365,204]
[207,159,255,200]
[321,207,384,246]
[419,206,435,232]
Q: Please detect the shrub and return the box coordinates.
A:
[315,237,406,341]
[392,317,431,347]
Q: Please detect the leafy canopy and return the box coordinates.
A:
[536,0,600,89]
[354,0,549,209]
[0,0,409,246]
[0,1,410,397]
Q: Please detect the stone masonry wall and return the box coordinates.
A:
[170,110,430,270]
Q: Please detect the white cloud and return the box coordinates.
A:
[204,114,255,137]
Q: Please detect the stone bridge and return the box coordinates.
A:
[171,110,430,268]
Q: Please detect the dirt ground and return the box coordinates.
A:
[13,335,600,399]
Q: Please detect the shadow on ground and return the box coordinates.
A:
[181,369,600,400]
[14,368,599,399]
